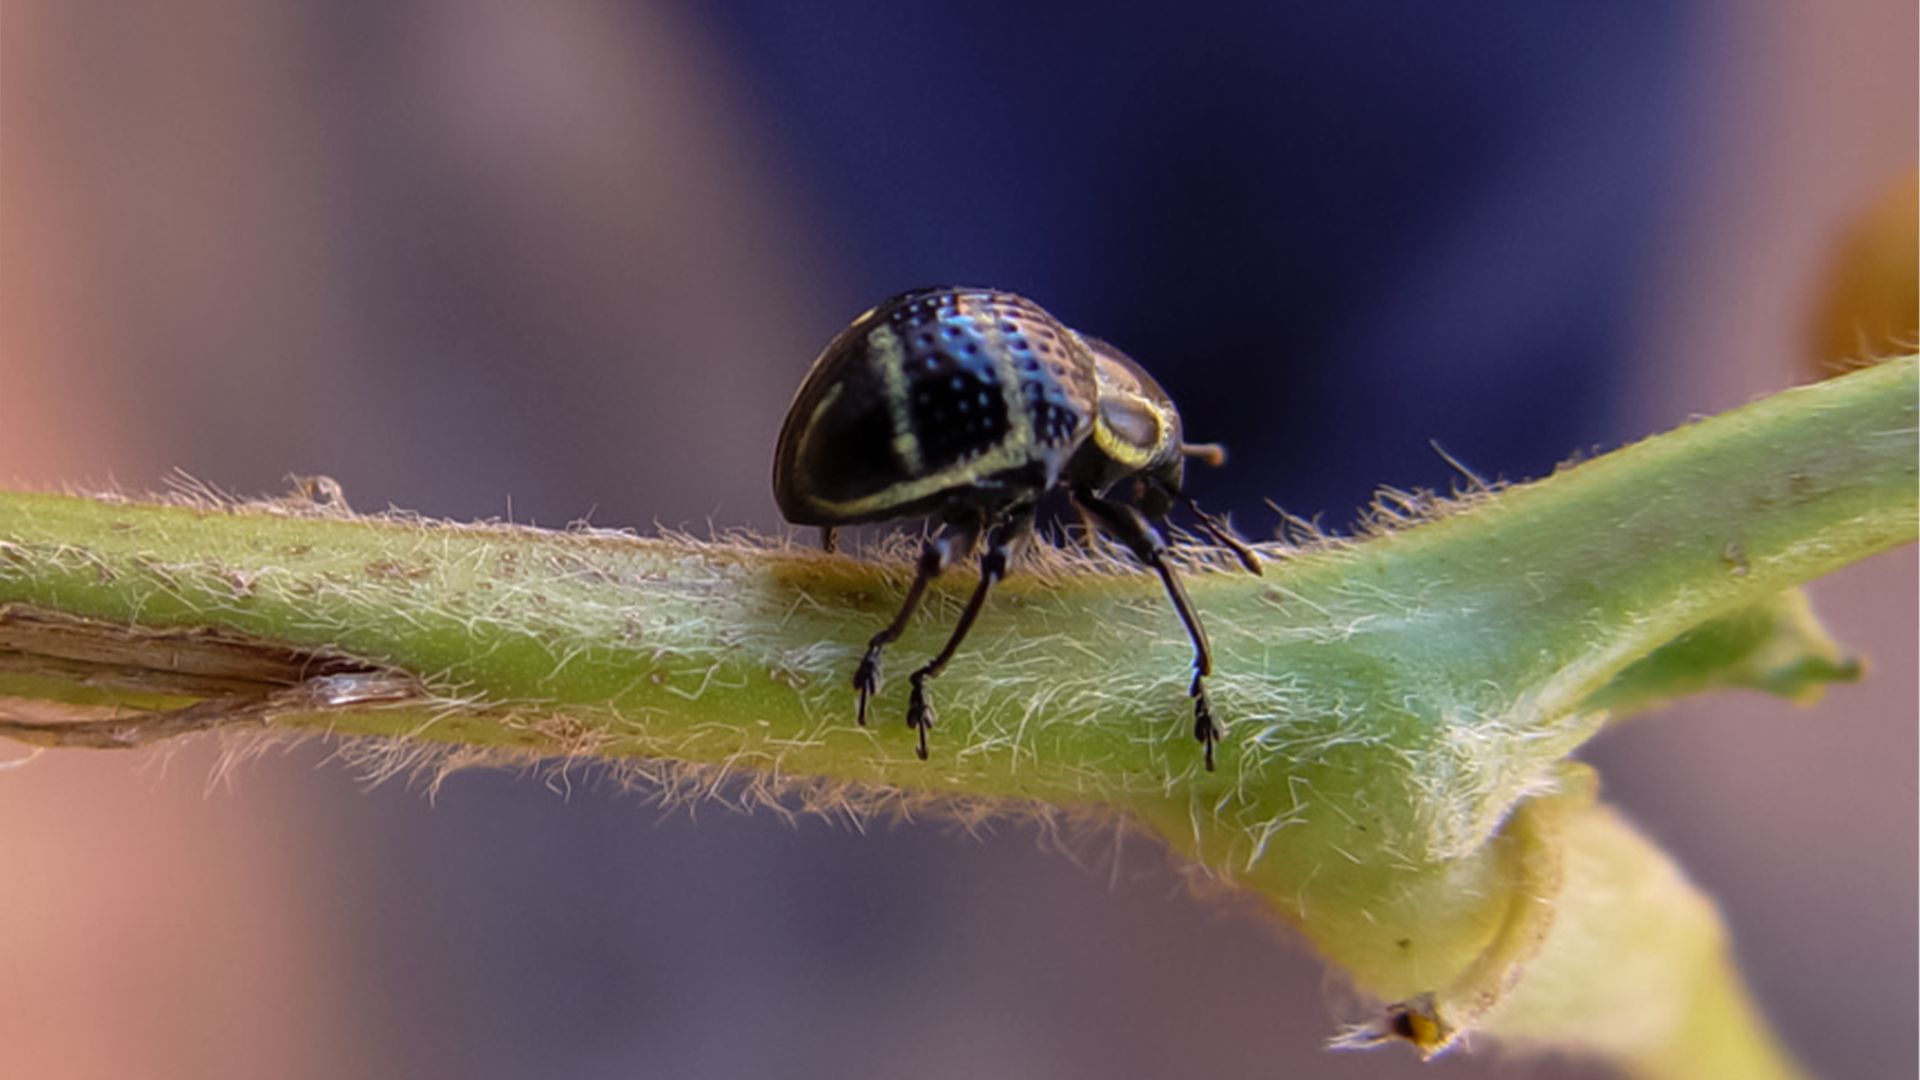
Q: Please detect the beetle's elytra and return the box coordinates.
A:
[773,286,1259,768]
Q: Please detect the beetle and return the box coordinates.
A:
[772,286,1260,768]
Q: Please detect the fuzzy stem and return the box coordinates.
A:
[1,355,1913,1076]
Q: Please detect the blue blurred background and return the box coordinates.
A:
[1,3,1912,1078]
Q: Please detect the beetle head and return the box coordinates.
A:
[1071,334,1260,573]
[1071,334,1187,497]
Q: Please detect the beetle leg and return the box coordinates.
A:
[820,526,839,554]
[1178,494,1262,575]
[903,511,1030,760]
[1070,500,1105,556]
[853,520,978,727]
[1071,487,1224,771]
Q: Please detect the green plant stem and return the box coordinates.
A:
[2,356,1913,1076]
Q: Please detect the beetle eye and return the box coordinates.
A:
[1098,395,1162,452]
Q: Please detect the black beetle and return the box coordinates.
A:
[773,287,1259,768]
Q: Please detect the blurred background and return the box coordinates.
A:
[1,3,1913,1078]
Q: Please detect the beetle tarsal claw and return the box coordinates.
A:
[1192,682,1223,772]
[906,676,936,760]
[1190,668,1221,768]
[851,653,882,726]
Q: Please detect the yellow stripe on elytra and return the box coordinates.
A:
[793,380,844,490]
[983,309,1036,453]
[802,439,1035,520]
[867,325,924,477]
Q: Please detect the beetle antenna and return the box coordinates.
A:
[1180,442,1228,467]
[1182,495,1262,574]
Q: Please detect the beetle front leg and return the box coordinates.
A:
[1071,487,1224,771]
[853,521,978,727]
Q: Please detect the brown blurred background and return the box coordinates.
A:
[1,3,1912,1078]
